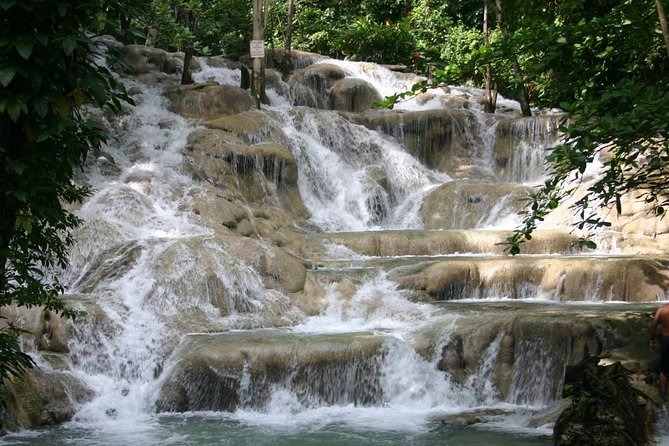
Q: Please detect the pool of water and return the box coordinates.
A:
[0,414,552,446]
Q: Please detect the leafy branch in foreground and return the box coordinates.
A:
[0,0,135,386]
[373,67,459,109]
[504,80,669,254]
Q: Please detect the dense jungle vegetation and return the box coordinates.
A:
[0,0,668,387]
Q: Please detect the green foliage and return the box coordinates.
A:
[336,15,415,65]
[0,325,33,384]
[0,0,133,384]
[142,0,206,53]
[361,0,412,23]
[285,0,415,64]
[502,0,669,253]
[191,0,251,58]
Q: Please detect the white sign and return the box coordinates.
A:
[250,40,265,58]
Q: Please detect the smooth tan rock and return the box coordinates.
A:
[329,78,382,112]
[155,331,386,412]
[165,83,254,120]
[317,229,580,257]
[224,236,308,294]
[115,45,182,76]
[390,256,669,302]
[4,368,93,429]
[421,181,532,230]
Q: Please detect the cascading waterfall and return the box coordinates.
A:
[263,108,449,231]
[3,43,664,446]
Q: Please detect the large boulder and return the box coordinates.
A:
[165,83,254,120]
[421,181,532,229]
[288,62,347,109]
[329,78,382,112]
[155,331,386,412]
[3,368,93,430]
[115,45,182,75]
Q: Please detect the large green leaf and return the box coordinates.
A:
[0,66,15,87]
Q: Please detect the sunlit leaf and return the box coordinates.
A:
[16,41,33,59]
[0,66,15,87]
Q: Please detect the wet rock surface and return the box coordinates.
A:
[554,358,656,445]
[4,39,669,441]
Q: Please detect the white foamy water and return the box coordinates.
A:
[266,108,450,231]
[294,272,436,334]
[1,50,627,446]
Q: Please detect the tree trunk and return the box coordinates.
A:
[279,0,295,78]
[178,4,195,85]
[252,0,268,109]
[483,0,497,113]
[493,0,531,116]
[656,0,669,59]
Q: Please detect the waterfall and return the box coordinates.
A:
[260,108,449,231]
[3,43,663,446]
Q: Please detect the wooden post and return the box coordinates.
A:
[483,0,496,113]
[251,0,266,110]
[655,0,669,59]
[280,0,295,78]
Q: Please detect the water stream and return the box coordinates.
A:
[1,50,666,445]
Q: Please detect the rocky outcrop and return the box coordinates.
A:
[390,256,669,302]
[329,78,382,112]
[3,368,93,429]
[165,83,254,120]
[316,229,581,258]
[155,331,385,412]
[554,358,656,445]
[410,304,656,406]
[294,63,346,95]
[184,126,310,252]
[114,44,184,86]
[421,181,533,229]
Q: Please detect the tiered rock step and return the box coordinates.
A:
[309,230,669,302]
[154,303,657,413]
[155,330,387,412]
[314,229,581,257]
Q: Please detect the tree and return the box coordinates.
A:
[252,0,269,108]
[0,0,133,384]
[504,0,669,253]
[491,0,530,116]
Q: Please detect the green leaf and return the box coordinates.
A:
[34,34,49,45]
[0,1,16,10]
[6,99,21,121]
[16,41,33,60]
[62,38,77,56]
[0,66,15,87]
[9,161,26,174]
[57,3,67,16]
[15,215,32,233]
[33,97,48,118]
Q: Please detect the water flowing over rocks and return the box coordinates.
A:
[155,331,385,412]
[3,39,669,445]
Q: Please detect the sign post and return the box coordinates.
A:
[251,0,265,110]
[250,40,265,59]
